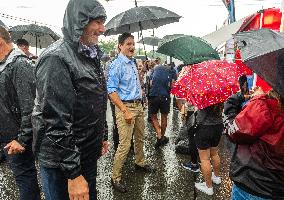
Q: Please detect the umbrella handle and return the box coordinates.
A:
[138,21,148,60]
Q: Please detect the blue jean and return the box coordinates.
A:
[40,158,98,200]
[231,184,271,200]
[3,143,40,200]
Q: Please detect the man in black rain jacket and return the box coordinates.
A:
[0,26,40,200]
[33,0,108,199]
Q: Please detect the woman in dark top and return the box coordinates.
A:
[194,103,224,196]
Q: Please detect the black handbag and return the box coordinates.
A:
[186,112,198,137]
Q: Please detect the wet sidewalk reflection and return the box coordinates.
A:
[0,104,233,200]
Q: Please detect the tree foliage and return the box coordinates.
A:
[99,39,118,54]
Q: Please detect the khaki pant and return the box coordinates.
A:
[112,102,145,181]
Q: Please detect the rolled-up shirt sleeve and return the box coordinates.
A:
[107,61,120,94]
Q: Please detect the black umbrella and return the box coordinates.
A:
[138,36,161,57]
[104,6,181,36]
[138,36,160,46]
[9,24,60,54]
[234,28,284,97]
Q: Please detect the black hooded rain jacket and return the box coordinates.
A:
[0,49,35,147]
[33,0,108,179]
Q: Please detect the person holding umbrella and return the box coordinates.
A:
[194,103,224,195]
[33,0,108,200]
[227,28,284,199]
[170,58,251,196]
[107,32,154,193]
[16,39,38,60]
[227,54,284,199]
[0,26,40,200]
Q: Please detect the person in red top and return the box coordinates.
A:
[228,87,284,199]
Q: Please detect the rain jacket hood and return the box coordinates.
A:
[62,0,106,45]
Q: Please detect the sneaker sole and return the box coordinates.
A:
[212,179,221,185]
[195,184,213,195]
[212,173,221,184]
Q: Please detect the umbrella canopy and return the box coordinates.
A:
[171,60,245,109]
[138,36,161,46]
[104,6,181,36]
[234,28,284,97]
[9,24,60,49]
[157,34,220,65]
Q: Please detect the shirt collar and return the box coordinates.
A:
[0,48,25,72]
[78,42,103,60]
[118,53,134,64]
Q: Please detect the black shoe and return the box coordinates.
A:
[111,179,128,193]
[154,138,163,149]
[161,136,169,145]
[134,164,156,173]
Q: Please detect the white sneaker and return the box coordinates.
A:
[212,172,221,185]
[195,182,214,195]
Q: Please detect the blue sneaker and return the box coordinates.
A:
[182,161,200,173]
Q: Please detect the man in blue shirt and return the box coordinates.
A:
[148,64,177,149]
[107,32,154,193]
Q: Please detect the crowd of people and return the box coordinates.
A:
[0,0,283,200]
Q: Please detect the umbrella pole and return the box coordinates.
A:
[36,34,38,56]
[138,32,141,55]
[138,21,147,60]
[251,9,264,89]
[141,32,147,60]
[134,0,138,7]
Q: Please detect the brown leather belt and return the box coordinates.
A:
[122,99,141,104]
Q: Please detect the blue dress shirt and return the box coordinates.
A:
[107,53,142,101]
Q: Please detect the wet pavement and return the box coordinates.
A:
[0,102,234,200]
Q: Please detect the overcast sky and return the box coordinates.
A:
[0,0,280,45]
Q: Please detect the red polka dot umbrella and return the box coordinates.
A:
[171,60,246,109]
